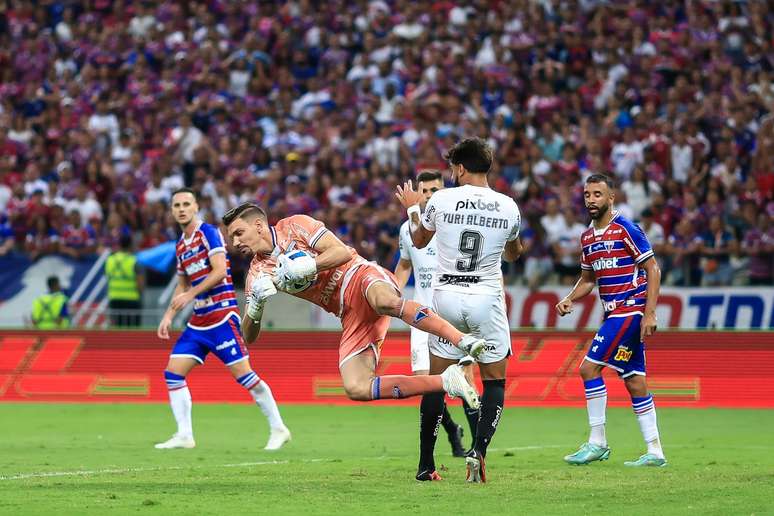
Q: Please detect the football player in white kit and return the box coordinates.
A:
[396,137,523,483]
[394,170,476,459]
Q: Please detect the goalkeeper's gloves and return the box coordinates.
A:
[274,252,317,290]
[247,273,277,320]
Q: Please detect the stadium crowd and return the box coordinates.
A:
[0,0,772,287]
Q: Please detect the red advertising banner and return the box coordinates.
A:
[0,331,772,407]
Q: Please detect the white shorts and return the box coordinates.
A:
[410,328,430,372]
[429,290,511,364]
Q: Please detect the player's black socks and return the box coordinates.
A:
[440,404,458,435]
[474,379,505,458]
[462,398,480,447]
[418,391,445,471]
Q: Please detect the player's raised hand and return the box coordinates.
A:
[395,180,423,210]
[556,297,573,317]
[641,312,658,340]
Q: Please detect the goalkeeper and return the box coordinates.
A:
[222,203,484,408]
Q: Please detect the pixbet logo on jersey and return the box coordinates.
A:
[454,199,501,212]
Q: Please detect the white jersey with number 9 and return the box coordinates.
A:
[421,184,521,295]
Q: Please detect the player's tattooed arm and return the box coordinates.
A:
[556,269,596,316]
[640,257,661,339]
[312,232,353,272]
[502,238,524,262]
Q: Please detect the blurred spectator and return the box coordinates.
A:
[60,209,97,260]
[552,208,586,285]
[0,0,769,289]
[742,212,774,286]
[666,219,704,286]
[31,276,70,330]
[700,215,738,286]
[622,166,661,220]
[105,235,144,328]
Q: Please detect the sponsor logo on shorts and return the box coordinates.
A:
[614,346,632,362]
[438,274,480,286]
[593,334,605,343]
[215,338,236,351]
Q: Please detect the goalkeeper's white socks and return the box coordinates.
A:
[169,386,193,438]
[584,377,607,446]
[632,394,665,459]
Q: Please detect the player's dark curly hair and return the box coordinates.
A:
[443,137,492,174]
[222,202,268,226]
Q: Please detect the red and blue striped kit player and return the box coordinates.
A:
[155,188,289,452]
[175,221,239,330]
[557,174,666,468]
[580,213,652,378]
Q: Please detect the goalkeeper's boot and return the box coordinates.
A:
[154,434,196,449]
[624,453,667,467]
[458,335,486,360]
[415,469,443,481]
[264,425,292,451]
[563,442,610,465]
[441,364,480,410]
[465,449,486,483]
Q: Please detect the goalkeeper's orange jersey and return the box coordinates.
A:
[245,214,365,316]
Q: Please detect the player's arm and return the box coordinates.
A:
[157,275,191,339]
[311,232,353,271]
[395,180,434,249]
[394,258,413,289]
[242,311,262,344]
[556,269,596,316]
[408,209,434,249]
[169,253,227,312]
[640,256,661,339]
[502,238,524,262]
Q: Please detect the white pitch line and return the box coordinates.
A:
[0,445,566,482]
[0,460,287,481]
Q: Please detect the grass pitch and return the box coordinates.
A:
[1,403,772,515]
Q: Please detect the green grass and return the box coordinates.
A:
[1,404,773,515]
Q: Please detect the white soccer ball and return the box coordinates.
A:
[281,250,317,294]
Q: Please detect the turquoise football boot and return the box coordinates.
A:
[624,453,668,467]
[564,442,611,465]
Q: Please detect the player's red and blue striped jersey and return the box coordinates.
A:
[580,212,654,318]
[176,221,239,328]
